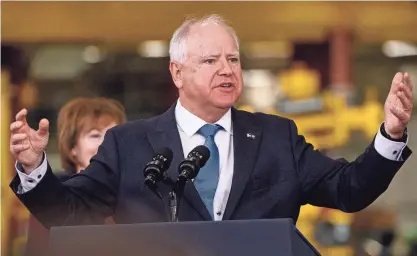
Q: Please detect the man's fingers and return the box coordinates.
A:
[400,82,413,101]
[389,73,403,95]
[10,121,24,132]
[11,133,28,145]
[397,91,413,112]
[404,72,413,91]
[390,105,410,124]
[37,119,49,137]
[392,72,403,85]
[15,109,28,123]
[10,143,30,154]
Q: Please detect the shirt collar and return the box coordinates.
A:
[175,99,233,137]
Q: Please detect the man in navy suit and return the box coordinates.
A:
[9,15,414,228]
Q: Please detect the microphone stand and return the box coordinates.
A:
[146,176,179,222]
[163,175,181,222]
[171,179,188,223]
[167,191,178,222]
[150,171,193,222]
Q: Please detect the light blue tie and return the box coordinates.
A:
[194,124,222,219]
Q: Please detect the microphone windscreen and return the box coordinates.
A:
[155,147,173,166]
[189,145,210,167]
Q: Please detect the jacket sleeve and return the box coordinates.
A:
[9,129,120,228]
[289,120,412,212]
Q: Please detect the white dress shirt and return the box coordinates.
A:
[16,100,408,221]
[175,100,234,221]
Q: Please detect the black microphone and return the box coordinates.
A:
[171,145,210,222]
[177,145,210,185]
[143,147,173,199]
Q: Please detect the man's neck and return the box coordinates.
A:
[178,98,229,124]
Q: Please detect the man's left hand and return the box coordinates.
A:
[384,72,414,139]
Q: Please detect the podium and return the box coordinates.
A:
[48,219,320,256]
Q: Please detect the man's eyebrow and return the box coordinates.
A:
[200,52,240,58]
[201,54,221,59]
[228,51,240,57]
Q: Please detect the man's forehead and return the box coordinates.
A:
[186,24,238,56]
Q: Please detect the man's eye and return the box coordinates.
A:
[229,58,239,63]
[204,59,216,64]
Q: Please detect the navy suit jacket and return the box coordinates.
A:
[10,105,412,228]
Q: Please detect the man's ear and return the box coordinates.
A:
[169,61,183,89]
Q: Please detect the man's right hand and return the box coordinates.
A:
[10,109,50,174]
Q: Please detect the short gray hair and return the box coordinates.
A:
[169,14,240,64]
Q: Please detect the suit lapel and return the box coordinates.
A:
[146,104,211,220]
[223,108,262,220]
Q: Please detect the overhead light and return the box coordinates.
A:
[82,45,103,64]
[242,70,277,111]
[138,41,168,58]
[31,46,90,80]
[362,238,382,256]
[243,70,274,88]
[382,40,417,58]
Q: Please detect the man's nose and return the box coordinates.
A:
[218,59,233,76]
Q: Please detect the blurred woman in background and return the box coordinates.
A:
[25,97,127,256]
[57,97,127,176]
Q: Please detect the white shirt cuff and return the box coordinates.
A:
[15,152,48,193]
[374,130,408,161]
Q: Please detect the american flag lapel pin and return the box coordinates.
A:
[246,133,255,139]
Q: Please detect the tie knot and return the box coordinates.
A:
[198,124,222,138]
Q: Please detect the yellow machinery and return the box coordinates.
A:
[239,63,385,255]
[239,87,383,151]
[1,70,31,256]
[1,70,13,256]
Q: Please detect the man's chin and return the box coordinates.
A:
[213,100,236,110]
[212,95,240,109]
